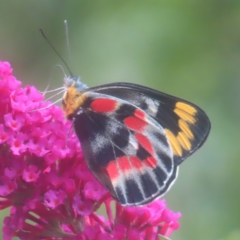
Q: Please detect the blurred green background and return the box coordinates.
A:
[0,1,240,240]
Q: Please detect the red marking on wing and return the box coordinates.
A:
[105,156,145,181]
[90,98,117,113]
[124,116,147,131]
[105,161,119,181]
[117,156,131,172]
[130,156,144,170]
[135,133,154,155]
[144,156,157,168]
[134,109,146,119]
[113,156,144,173]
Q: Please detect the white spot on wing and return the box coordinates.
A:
[145,98,160,115]
[91,133,108,155]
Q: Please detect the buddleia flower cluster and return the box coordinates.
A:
[0,61,181,240]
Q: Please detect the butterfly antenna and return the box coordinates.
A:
[39,28,74,78]
[64,20,72,64]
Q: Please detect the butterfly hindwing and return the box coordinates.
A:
[73,91,177,206]
[71,82,210,206]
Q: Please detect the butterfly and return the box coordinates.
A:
[62,76,211,206]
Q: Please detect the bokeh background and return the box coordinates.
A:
[0,1,240,240]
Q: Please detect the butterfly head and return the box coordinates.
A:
[62,76,88,120]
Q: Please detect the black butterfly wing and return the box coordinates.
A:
[89,82,211,166]
[73,83,210,206]
[73,91,178,206]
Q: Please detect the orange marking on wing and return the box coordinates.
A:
[176,102,197,115]
[174,108,196,124]
[124,116,147,131]
[90,98,117,113]
[177,132,192,151]
[165,129,182,157]
[135,133,154,155]
[178,119,194,139]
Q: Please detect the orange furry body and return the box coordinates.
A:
[62,85,86,119]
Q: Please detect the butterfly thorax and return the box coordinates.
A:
[62,76,88,120]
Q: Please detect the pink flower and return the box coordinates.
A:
[44,189,65,209]
[0,61,181,239]
[0,124,8,143]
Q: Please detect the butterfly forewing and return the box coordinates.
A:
[69,82,210,206]
[73,91,178,206]
[89,82,211,166]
